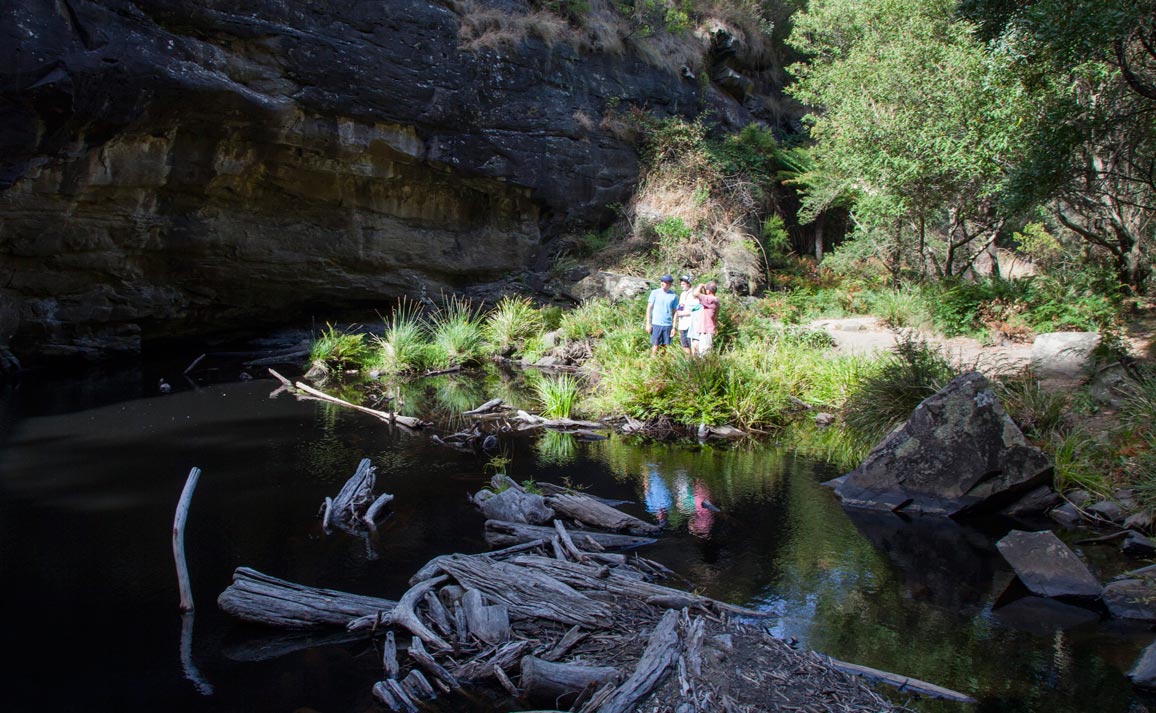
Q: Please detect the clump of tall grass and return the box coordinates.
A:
[560,298,625,341]
[996,373,1070,441]
[842,335,959,445]
[309,323,370,373]
[428,296,484,368]
[1049,429,1113,497]
[534,373,581,419]
[485,296,545,356]
[865,286,933,330]
[371,298,429,374]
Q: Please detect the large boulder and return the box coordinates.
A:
[995,530,1102,599]
[1031,332,1102,379]
[830,372,1053,517]
[564,271,651,303]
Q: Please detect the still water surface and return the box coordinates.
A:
[0,365,1150,713]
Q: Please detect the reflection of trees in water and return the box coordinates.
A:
[535,430,577,465]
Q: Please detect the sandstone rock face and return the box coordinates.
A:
[995,529,1102,599]
[831,372,1054,517]
[0,0,777,363]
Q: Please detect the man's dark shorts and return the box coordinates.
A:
[679,329,691,348]
[651,324,673,346]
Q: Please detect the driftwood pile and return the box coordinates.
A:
[432,398,612,455]
[218,526,906,712]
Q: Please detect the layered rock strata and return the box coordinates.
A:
[1,0,773,362]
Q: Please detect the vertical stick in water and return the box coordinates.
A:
[173,467,202,612]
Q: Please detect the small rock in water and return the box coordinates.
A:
[1123,531,1156,558]
[239,371,252,381]
[158,378,171,394]
[482,434,499,452]
[1125,511,1155,532]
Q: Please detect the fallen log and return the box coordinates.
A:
[520,655,619,706]
[513,410,606,432]
[463,398,506,415]
[484,520,656,551]
[348,575,452,651]
[546,492,661,536]
[218,567,396,628]
[461,588,511,644]
[536,481,633,507]
[433,553,613,628]
[826,657,977,703]
[267,369,429,429]
[583,608,681,713]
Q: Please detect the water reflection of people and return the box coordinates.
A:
[644,468,673,515]
[643,468,715,538]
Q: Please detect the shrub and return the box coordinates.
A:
[309,324,370,372]
[842,335,959,444]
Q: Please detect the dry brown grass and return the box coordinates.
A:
[454,1,578,52]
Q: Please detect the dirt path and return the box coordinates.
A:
[809,317,1036,375]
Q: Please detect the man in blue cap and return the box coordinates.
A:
[645,274,678,355]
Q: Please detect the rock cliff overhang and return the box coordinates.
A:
[1,0,762,363]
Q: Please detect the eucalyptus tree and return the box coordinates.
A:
[786,0,1024,279]
[961,0,1156,290]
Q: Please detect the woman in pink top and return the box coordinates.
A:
[693,281,719,356]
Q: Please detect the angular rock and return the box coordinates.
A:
[814,412,836,427]
[995,530,1102,599]
[1001,485,1062,518]
[1104,579,1156,621]
[564,271,651,303]
[1067,490,1094,507]
[1087,500,1126,523]
[1122,531,1156,558]
[1130,640,1156,689]
[1031,332,1102,379]
[1048,502,1084,528]
[1125,511,1156,532]
[832,372,1053,517]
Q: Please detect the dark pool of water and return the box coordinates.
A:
[0,363,1151,713]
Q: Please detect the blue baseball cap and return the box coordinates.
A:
[660,274,673,283]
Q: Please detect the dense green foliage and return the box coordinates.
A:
[785,0,1155,292]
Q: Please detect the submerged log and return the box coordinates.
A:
[484,520,656,551]
[827,657,977,703]
[218,567,396,628]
